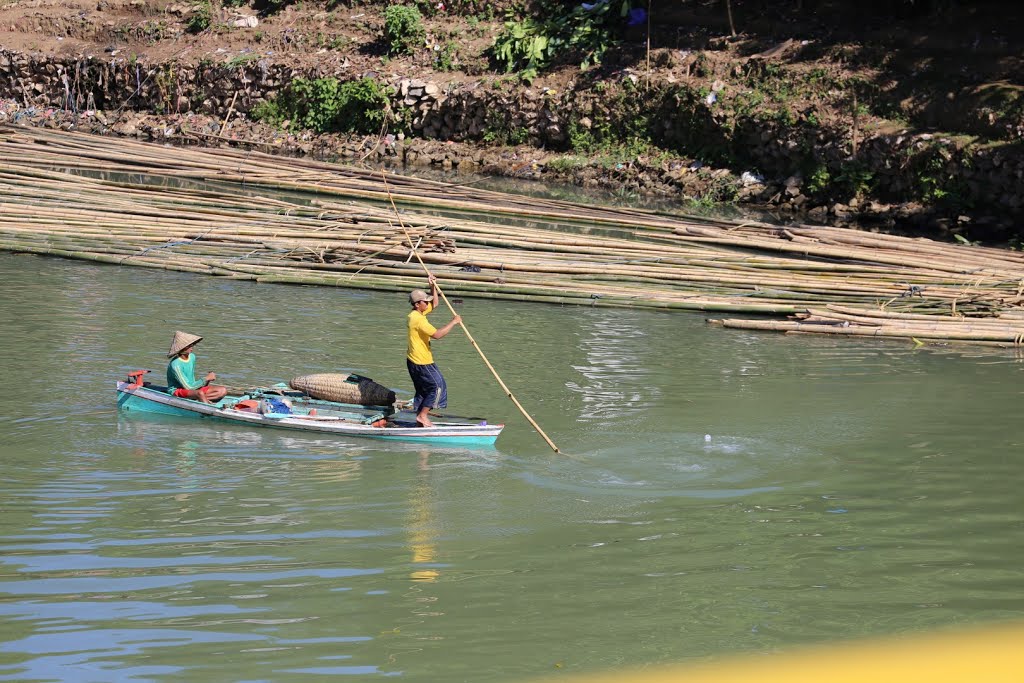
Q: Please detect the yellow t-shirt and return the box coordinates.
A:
[407,304,437,365]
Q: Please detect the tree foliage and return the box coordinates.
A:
[489,0,640,81]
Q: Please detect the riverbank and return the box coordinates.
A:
[1,1,1021,242]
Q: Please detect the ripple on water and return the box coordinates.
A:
[0,566,383,598]
[517,429,824,499]
[0,627,375,683]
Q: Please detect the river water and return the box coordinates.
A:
[0,251,1022,682]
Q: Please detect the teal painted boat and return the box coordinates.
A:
[116,373,503,446]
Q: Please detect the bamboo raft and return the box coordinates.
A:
[2,125,1023,347]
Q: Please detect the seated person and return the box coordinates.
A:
[166,331,228,404]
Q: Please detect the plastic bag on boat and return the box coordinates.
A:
[259,397,293,415]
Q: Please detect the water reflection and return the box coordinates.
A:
[566,312,659,421]
[409,451,440,583]
[117,414,364,460]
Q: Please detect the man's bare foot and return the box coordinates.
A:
[416,418,434,428]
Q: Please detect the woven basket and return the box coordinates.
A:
[288,373,396,406]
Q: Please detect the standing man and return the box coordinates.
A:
[407,275,461,427]
[166,331,228,404]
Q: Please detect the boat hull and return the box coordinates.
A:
[116,382,503,445]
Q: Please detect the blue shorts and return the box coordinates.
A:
[407,360,447,412]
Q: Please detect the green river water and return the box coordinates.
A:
[0,250,1022,682]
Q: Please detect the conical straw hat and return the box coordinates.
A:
[168,331,203,357]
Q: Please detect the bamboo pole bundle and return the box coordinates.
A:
[667,226,1024,278]
[0,219,1015,313]
[0,125,753,234]
[796,309,1024,333]
[821,303,1024,323]
[3,126,1024,347]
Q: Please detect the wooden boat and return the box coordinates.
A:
[115,371,503,446]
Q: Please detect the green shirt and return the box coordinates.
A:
[167,353,202,391]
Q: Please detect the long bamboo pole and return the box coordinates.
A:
[380,171,562,454]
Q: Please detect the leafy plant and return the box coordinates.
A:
[545,155,588,173]
[731,89,764,118]
[252,77,396,135]
[383,5,426,56]
[564,84,655,158]
[562,0,633,70]
[328,35,350,50]
[835,161,875,198]
[481,110,529,145]
[805,164,832,195]
[434,42,458,71]
[488,0,639,81]
[185,0,211,34]
[225,53,259,69]
[490,17,550,82]
[774,107,796,127]
[683,171,740,209]
[568,119,598,152]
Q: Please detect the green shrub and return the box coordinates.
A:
[434,42,458,71]
[481,110,529,146]
[692,172,740,206]
[225,53,259,69]
[568,120,597,152]
[490,17,551,82]
[185,0,211,33]
[913,147,971,207]
[384,5,426,56]
[489,0,638,81]
[806,164,831,195]
[252,77,395,135]
[835,161,875,198]
[328,35,350,50]
[564,85,655,157]
[545,155,588,173]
